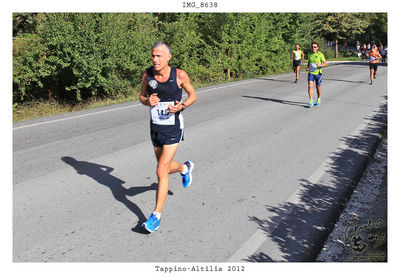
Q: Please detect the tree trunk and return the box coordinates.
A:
[335,39,339,59]
[227,46,231,80]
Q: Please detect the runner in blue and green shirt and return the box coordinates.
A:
[306,42,327,108]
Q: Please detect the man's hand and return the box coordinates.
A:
[168,100,183,113]
[148,93,160,107]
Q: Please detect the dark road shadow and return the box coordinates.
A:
[258,77,298,83]
[243,95,307,108]
[331,61,387,67]
[324,78,367,84]
[61,156,173,234]
[246,97,387,262]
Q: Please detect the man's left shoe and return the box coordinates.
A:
[181,160,194,188]
[315,98,321,106]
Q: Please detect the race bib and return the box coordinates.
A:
[309,63,317,72]
[151,101,175,125]
[370,56,376,62]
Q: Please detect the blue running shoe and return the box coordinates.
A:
[315,98,321,106]
[142,214,160,233]
[307,100,314,108]
[181,160,194,188]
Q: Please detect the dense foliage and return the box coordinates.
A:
[12,13,387,104]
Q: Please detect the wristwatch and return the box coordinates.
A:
[181,103,187,111]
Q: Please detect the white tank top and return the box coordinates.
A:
[294,50,301,60]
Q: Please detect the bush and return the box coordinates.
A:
[13,13,158,103]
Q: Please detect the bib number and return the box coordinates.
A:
[370,56,376,62]
[151,101,175,125]
[309,63,317,72]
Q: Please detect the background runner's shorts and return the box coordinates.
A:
[151,129,184,147]
[369,63,379,71]
[308,73,323,85]
[293,60,301,68]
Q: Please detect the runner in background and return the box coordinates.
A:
[290,44,305,83]
[369,44,382,85]
[305,42,327,108]
[380,45,387,64]
[361,44,367,60]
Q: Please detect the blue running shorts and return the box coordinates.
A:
[308,73,323,86]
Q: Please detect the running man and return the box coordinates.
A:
[139,41,197,233]
[305,42,327,108]
[369,44,382,85]
[290,44,305,83]
[361,44,367,60]
[380,45,387,64]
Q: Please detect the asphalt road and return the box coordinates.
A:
[13,62,387,262]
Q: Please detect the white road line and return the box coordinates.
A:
[12,78,264,130]
[12,104,141,130]
[227,101,384,262]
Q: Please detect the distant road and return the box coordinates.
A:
[14,62,387,262]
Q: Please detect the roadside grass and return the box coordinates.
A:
[327,56,364,61]
[13,72,289,122]
[13,93,141,122]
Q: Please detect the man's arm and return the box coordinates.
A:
[317,55,328,68]
[139,71,159,107]
[169,69,197,113]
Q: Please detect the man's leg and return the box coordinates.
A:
[308,81,314,100]
[296,66,300,80]
[370,68,374,83]
[316,84,321,98]
[374,65,378,78]
[154,144,182,213]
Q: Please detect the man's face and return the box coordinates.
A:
[151,45,171,72]
[295,44,300,50]
[312,44,318,53]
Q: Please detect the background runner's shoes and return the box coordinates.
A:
[181,160,194,188]
[142,214,160,233]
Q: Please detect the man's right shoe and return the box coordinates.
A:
[307,100,314,108]
[142,214,160,233]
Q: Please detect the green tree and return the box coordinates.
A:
[363,13,387,45]
[314,13,367,58]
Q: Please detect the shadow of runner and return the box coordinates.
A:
[242,95,307,108]
[257,77,297,83]
[246,97,387,262]
[324,78,367,84]
[61,156,173,234]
